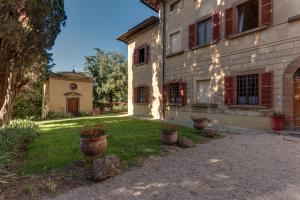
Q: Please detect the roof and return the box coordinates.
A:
[117,16,159,43]
[49,71,93,82]
[141,0,160,12]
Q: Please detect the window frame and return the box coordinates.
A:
[170,0,181,13]
[168,83,181,104]
[236,74,259,105]
[236,0,260,34]
[169,30,182,54]
[136,86,146,104]
[196,16,213,47]
[133,43,148,66]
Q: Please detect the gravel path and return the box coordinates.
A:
[51,133,300,200]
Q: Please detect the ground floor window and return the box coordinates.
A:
[237,74,259,105]
[169,83,180,104]
[137,87,146,103]
[196,80,211,104]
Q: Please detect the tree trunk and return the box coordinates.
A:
[0,66,17,126]
[109,93,113,111]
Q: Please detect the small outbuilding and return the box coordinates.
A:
[42,71,93,117]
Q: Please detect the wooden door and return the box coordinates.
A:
[294,79,300,126]
[67,98,79,115]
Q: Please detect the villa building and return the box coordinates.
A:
[118,0,300,130]
[42,71,93,117]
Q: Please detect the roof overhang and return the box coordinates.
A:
[117,16,159,43]
[140,0,161,12]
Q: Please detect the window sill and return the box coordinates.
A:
[228,105,269,109]
[191,41,218,50]
[288,15,300,23]
[135,62,148,67]
[166,103,184,107]
[134,103,148,105]
[227,25,269,40]
[192,103,217,108]
[166,50,185,58]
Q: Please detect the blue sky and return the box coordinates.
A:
[50,0,157,72]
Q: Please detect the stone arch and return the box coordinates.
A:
[283,56,300,126]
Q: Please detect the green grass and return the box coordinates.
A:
[21,114,203,174]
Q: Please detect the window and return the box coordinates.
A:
[196,80,211,104]
[133,44,149,65]
[169,83,180,104]
[170,31,182,54]
[137,87,145,103]
[197,17,212,46]
[170,0,180,12]
[138,47,145,64]
[237,0,259,33]
[236,74,259,105]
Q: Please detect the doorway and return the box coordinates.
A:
[67,98,79,116]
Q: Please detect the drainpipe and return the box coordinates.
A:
[162,0,166,120]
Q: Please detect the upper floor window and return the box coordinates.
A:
[133,44,149,65]
[237,0,259,33]
[170,0,180,12]
[170,31,182,54]
[197,17,212,46]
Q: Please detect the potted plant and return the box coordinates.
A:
[270,112,285,131]
[160,124,179,145]
[80,124,108,157]
[191,116,209,131]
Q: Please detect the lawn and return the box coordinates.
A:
[21,114,203,174]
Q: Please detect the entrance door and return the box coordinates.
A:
[67,98,79,115]
[294,79,300,126]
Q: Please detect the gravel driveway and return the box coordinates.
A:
[52,133,300,200]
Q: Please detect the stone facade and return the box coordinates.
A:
[121,0,300,130]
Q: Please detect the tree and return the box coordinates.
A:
[85,49,128,109]
[0,0,66,126]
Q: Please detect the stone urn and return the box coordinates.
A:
[191,116,208,131]
[80,124,108,157]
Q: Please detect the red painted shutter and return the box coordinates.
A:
[163,84,169,105]
[212,12,221,41]
[260,72,273,107]
[224,76,235,105]
[225,7,235,37]
[133,49,138,65]
[189,23,196,49]
[179,82,186,106]
[261,0,273,26]
[133,87,138,103]
[145,86,150,104]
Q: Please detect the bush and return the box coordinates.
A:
[0,120,39,163]
[45,112,74,120]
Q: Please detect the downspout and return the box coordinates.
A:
[162,0,166,120]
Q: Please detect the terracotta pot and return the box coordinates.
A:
[193,121,206,130]
[271,118,283,131]
[160,131,178,145]
[80,135,107,157]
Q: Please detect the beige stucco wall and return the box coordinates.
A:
[128,24,163,119]
[128,0,300,130]
[43,77,93,116]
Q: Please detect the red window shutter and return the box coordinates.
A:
[145,45,150,64]
[133,87,138,103]
[188,23,196,49]
[144,86,150,104]
[133,49,138,65]
[179,82,186,106]
[212,12,221,41]
[224,76,235,105]
[260,72,273,107]
[225,7,235,37]
[163,84,169,105]
[261,0,273,26]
